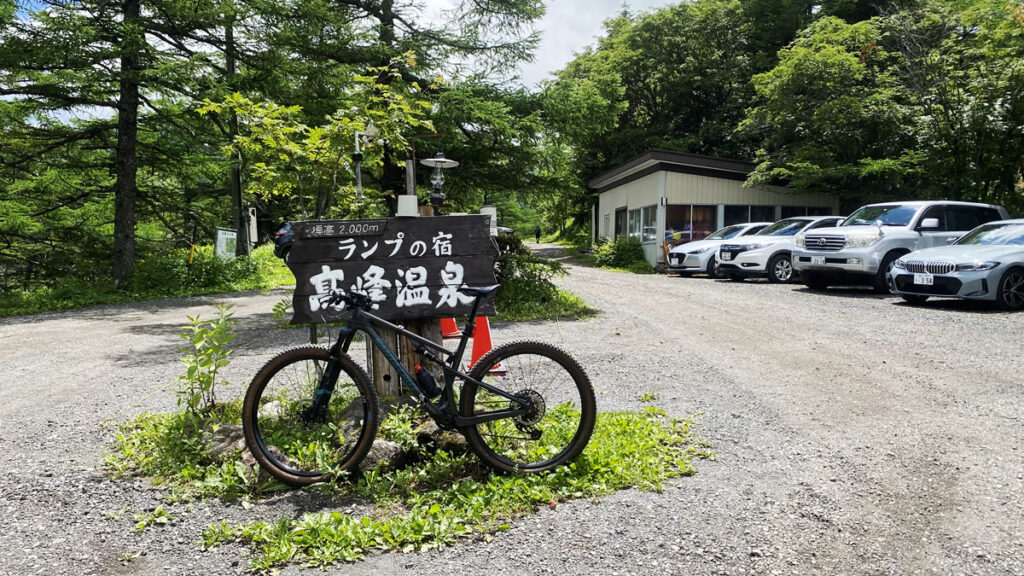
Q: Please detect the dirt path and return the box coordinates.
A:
[1,250,1021,575]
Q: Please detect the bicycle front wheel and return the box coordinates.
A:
[242,346,379,486]
[461,341,596,473]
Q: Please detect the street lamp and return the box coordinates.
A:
[353,121,380,205]
[420,152,459,208]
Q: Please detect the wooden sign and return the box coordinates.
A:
[287,215,498,324]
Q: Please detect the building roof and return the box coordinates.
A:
[588,149,755,192]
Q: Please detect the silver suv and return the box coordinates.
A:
[792,201,1009,292]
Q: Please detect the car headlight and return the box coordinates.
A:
[892,259,907,270]
[844,234,882,248]
[795,235,805,248]
[739,242,769,251]
[956,260,1000,271]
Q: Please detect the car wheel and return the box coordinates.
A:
[706,256,719,279]
[873,252,903,294]
[901,295,929,305]
[767,254,793,283]
[801,271,829,291]
[995,266,1024,311]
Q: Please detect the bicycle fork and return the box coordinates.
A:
[301,327,356,423]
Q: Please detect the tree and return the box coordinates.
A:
[743,2,1024,213]
[0,0,234,287]
[198,56,433,221]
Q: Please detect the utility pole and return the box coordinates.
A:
[226,20,249,256]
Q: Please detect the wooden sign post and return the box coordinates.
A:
[286,215,498,397]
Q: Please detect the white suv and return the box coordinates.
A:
[717,216,845,283]
[792,200,1009,292]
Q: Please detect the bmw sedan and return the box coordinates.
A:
[666,222,771,278]
[888,218,1024,310]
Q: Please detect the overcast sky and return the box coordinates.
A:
[515,0,677,87]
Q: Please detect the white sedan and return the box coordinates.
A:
[666,222,771,278]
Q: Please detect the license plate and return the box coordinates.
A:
[720,252,732,261]
[913,273,934,286]
[810,256,825,265]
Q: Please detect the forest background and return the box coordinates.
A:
[1,0,1022,303]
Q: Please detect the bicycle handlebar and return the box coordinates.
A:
[327,290,371,310]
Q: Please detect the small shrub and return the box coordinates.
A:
[177,305,237,418]
[593,236,648,270]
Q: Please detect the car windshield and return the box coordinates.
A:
[842,204,916,227]
[757,219,808,236]
[955,222,1024,246]
[706,225,745,240]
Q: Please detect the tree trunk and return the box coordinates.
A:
[112,0,142,288]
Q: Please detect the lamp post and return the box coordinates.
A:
[420,152,459,212]
[353,121,380,207]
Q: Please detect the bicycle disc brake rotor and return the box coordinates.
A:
[513,389,546,428]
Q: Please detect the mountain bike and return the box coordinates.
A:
[242,285,596,486]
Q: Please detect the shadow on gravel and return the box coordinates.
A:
[792,286,896,300]
[889,298,1007,314]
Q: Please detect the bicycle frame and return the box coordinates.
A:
[322,297,528,430]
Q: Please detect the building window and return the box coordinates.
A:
[666,204,715,245]
[724,205,774,226]
[628,205,658,243]
[780,206,807,218]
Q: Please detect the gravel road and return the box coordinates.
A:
[1,244,1021,576]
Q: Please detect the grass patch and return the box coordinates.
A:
[492,289,596,322]
[108,405,709,572]
[0,244,293,318]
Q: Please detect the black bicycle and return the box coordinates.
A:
[242,285,596,486]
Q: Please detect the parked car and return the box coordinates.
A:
[667,222,771,278]
[887,218,1024,310]
[717,216,845,283]
[274,222,294,261]
[793,201,1009,293]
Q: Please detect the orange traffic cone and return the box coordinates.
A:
[440,317,460,339]
[468,316,504,374]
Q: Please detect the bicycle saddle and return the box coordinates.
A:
[457,284,500,296]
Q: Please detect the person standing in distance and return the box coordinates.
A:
[534,225,541,243]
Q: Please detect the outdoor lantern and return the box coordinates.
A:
[420,152,459,207]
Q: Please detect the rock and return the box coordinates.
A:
[415,421,467,454]
[201,424,245,461]
[359,439,406,472]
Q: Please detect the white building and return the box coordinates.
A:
[590,150,840,267]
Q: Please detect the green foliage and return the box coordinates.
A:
[593,236,648,270]
[203,409,709,570]
[176,305,237,417]
[493,234,595,321]
[0,244,293,318]
[745,2,1024,213]
[132,505,173,533]
[104,405,263,502]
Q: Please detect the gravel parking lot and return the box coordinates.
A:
[1,244,1021,575]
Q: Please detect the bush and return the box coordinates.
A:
[593,236,647,269]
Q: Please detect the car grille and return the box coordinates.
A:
[668,253,683,265]
[894,275,962,296]
[802,234,845,252]
[902,260,956,274]
[720,244,749,254]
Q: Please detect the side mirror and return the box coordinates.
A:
[920,217,940,229]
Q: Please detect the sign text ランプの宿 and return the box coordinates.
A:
[286,215,498,324]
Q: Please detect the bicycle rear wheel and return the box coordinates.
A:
[242,346,379,486]
[461,341,596,473]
